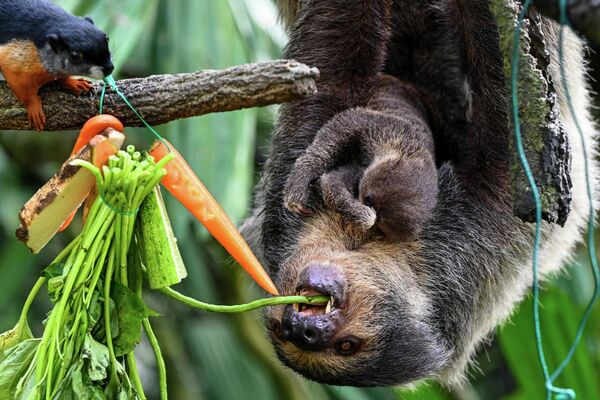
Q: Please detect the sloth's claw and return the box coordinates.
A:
[286,201,314,217]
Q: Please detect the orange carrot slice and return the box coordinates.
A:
[150,139,279,296]
[59,115,124,232]
[71,114,124,156]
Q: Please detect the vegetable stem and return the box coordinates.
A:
[18,277,46,326]
[142,319,167,400]
[159,288,330,313]
[126,352,147,400]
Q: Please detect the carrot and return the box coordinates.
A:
[59,115,125,232]
[71,114,124,156]
[149,139,279,296]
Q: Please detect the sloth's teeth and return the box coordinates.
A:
[325,300,332,314]
[293,303,300,312]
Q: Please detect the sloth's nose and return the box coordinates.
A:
[280,306,338,350]
[278,264,347,351]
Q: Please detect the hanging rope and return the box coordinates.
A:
[511,0,600,398]
[98,75,171,153]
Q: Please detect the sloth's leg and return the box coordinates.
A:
[283,108,380,216]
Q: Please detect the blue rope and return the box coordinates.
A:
[552,0,600,384]
[98,75,171,152]
[511,1,600,399]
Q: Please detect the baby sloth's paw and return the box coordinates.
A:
[320,168,377,230]
[351,204,377,230]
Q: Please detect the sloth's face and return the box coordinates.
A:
[263,212,450,386]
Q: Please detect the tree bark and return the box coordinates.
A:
[0,60,318,131]
[533,0,600,46]
[492,0,572,225]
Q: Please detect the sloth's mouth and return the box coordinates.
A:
[293,288,334,316]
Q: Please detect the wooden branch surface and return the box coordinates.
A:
[533,0,600,46]
[0,60,319,131]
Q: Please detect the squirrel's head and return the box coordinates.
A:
[41,16,113,79]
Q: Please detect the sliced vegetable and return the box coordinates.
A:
[59,115,125,232]
[149,139,279,295]
[137,186,187,289]
[70,114,124,157]
[16,130,125,254]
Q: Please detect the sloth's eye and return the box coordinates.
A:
[334,336,362,356]
[363,194,375,208]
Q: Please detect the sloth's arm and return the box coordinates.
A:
[283,109,405,215]
[447,0,511,198]
[265,0,395,218]
[286,0,392,99]
[282,109,368,215]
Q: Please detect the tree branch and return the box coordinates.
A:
[533,0,600,46]
[0,60,319,131]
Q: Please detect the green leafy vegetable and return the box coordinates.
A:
[111,282,151,357]
[1,144,329,400]
[0,339,40,399]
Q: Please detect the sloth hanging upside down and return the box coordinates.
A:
[241,0,598,386]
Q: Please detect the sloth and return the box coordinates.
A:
[283,74,438,241]
[242,0,598,387]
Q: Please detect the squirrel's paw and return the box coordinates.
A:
[27,102,46,131]
[61,77,92,95]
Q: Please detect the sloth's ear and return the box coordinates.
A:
[84,16,95,25]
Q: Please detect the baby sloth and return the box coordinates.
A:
[283,75,438,241]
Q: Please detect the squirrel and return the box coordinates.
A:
[0,0,114,131]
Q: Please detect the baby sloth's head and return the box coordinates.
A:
[359,151,438,241]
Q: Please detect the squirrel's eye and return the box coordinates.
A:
[70,51,83,62]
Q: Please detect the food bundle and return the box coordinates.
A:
[0,117,325,399]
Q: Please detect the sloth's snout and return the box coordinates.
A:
[277,264,347,351]
[280,305,337,350]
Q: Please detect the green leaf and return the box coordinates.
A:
[83,333,110,382]
[88,290,102,332]
[43,263,65,301]
[0,339,40,399]
[103,361,135,400]
[41,262,64,280]
[73,364,107,400]
[110,282,150,357]
[0,319,34,362]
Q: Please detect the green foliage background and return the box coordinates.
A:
[0,1,598,399]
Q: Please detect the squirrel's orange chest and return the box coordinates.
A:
[0,39,60,130]
[0,39,55,84]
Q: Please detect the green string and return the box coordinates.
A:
[512,1,599,399]
[94,74,173,216]
[99,80,107,114]
[98,195,139,217]
[554,0,600,385]
[98,75,171,153]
